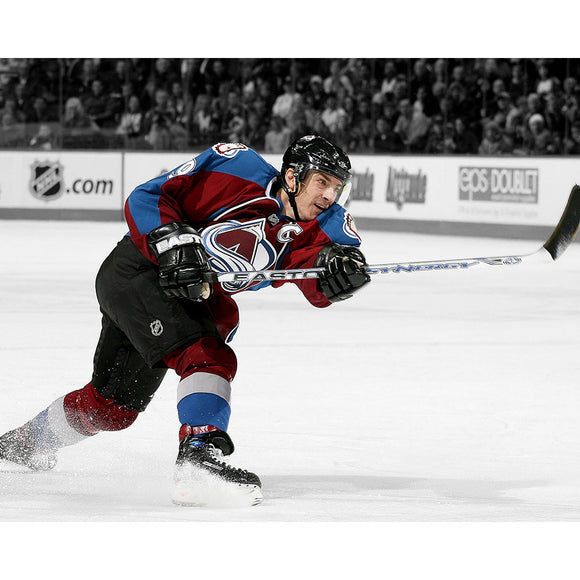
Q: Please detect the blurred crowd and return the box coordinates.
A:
[1,57,579,155]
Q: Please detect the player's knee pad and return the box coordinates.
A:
[63,382,139,437]
[164,336,238,382]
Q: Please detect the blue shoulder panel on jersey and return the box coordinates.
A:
[127,174,167,235]
[127,146,278,236]
[175,145,278,190]
[317,204,362,246]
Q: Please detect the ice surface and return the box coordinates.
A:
[1,219,580,568]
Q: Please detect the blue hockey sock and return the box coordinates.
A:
[176,372,232,432]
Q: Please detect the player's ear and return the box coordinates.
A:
[284,168,296,192]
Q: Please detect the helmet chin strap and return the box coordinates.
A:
[281,171,302,222]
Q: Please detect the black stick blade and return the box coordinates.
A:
[543,184,580,260]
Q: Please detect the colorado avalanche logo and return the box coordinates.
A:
[166,158,197,179]
[343,212,361,242]
[212,143,249,158]
[202,218,277,292]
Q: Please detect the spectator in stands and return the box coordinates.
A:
[394,97,431,152]
[292,93,315,134]
[491,92,514,132]
[0,97,25,124]
[543,92,565,136]
[452,117,479,154]
[0,110,25,147]
[392,98,413,147]
[1,59,23,100]
[144,117,168,150]
[347,125,371,153]
[149,58,180,93]
[243,109,267,150]
[223,101,245,142]
[11,82,28,121]
[168,121,188,151]
[238,60,259,102]
[253,77,275,115]
[380,60,398,100]
[105,59,130,96]
[445,81,472,122]
[116,94,144,146]
[264,59,290,95]
[525,92,544,126]
[272,76,298,120]
[142,88,176,136]
[201,59,231,98]
[83,79,115,128]
[409,58,432,100]
[63,96,99,131]
[4,57,580,157]
[218,88,242,134]
[344,59,373,100]
[66,59,100,100]
[305,75,325,111]
[432,59,447,86]
[524,113,558,154]
[169,80,188,128]
[350,97,373,152]
[476,59,498,109]
[561,77,579,126]
[535,62,554,97]
[423,117,446,153]
[24,96,55,124]
[29,123,55,150]
[264,115,291,153]
[509,111,530,155]
[321,93,346,135]
[508,61,526,99]
[139,83,188,151]
[484,78,509,120]
[478,121,511,155]
[392,74,409,102]
[323,59,353,97]
[429,81,446,118]
[505,95,528,136]
[413,85,439,118]
[372,116,402,153]
[329,110,351,152]
[104,60,132,120]
[563,121,580,154]
[189,93,217,145]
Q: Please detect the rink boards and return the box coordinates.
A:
[0,149,579,239]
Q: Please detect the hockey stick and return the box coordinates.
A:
[215,184,580,284]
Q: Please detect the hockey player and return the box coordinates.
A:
[0,135,370,507]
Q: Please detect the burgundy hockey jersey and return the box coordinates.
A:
[125,142,362,319]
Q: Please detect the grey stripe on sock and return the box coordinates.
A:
[177,372,232,404]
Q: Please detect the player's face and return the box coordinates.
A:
[294,170,343,221]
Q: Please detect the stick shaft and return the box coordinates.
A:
[215,184,580,283]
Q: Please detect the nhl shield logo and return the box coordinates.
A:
[29,161,64,201]
[150,320,164,336]
[150,319,164,336]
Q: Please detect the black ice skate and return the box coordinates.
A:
[173,426,262,507]
[0,423,57,471]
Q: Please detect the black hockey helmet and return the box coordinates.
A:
[281,135,353,211]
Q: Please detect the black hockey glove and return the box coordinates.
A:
[314,243,371,303]
[147,222,217,301]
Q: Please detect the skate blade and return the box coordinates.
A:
[173,482,263,508]
[173,470,263,508]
